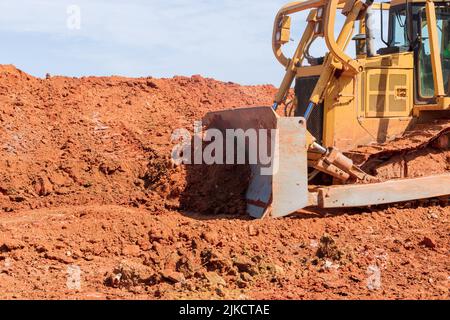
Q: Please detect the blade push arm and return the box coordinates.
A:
[308,0,371,113]
[273,11,316,109]
[272,0,371,112]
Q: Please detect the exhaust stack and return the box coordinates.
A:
[365,5,377,57]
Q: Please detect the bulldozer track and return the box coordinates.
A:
[339,121,450,209]
[371,195,449,211]
[346,121,450,178]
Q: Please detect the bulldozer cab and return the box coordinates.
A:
[415,3,450,100]
[382,1,450,103]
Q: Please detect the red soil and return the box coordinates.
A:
[0,65,448,300]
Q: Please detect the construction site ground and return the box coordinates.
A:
[0,65,448,300]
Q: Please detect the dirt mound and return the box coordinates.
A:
[0,66,276,213]
[0,65,448,300]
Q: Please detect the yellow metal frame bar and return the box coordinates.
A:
[324,0,364,74]
[274,17,316,104]
[372,2,390,10]
[272,0,348,67]
[310,0,367,104]
[272,0,368,106]
[425,0,445,97]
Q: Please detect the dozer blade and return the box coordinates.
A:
[203,106,309,219]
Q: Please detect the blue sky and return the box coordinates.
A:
[0,0,385,85]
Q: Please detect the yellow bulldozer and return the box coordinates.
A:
[203,0,450,218]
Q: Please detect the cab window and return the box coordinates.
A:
[419,7,450,97]
[392,10,409,47]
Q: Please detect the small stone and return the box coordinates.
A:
[204,272,226,287]
[176,256,195,278]
[233,257,258,276]
[201,249,232,272]
[99,161,121,175]
[427,209,439,219]
[237,280,247,288]
[161,270,185,284]
[44,252,72,264]
[247,225,259,236]
[149,228,172,243]
[227,268,238,276]
[201,231,219,244]
[34,176,53,196]
[215,287,226,298]
[146,80,158,89]
[106,273,122,288]
[104,260,153,289]
[9,195,26,203]
[273,264,285,275]
[403,239,415,250]
[0,240,25,253]
[262,263,284,275]
[419,237,437,249]
[240,272,253,282]
[122,245,141,257]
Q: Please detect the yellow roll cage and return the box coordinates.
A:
[272,0,446,107]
